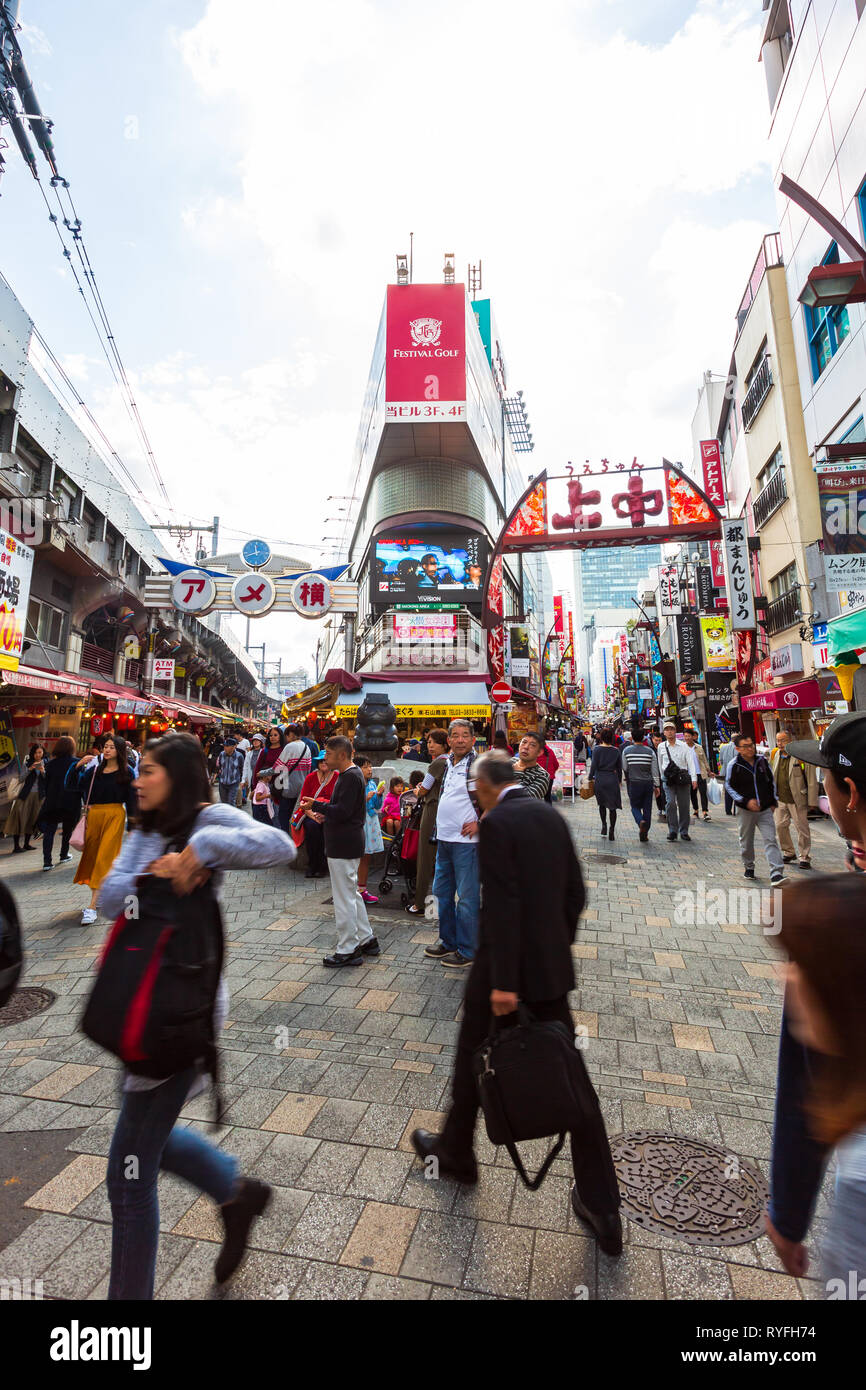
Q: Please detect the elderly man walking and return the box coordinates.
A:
[411,752,622,1254]
[656,722,699,842]
[770,731,811,869]
[424,719,480,970]
[725,731,785,884]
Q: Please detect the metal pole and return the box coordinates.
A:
[211,516,219,557]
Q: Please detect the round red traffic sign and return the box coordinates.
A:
[490,681,512,705]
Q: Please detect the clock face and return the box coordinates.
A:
[242,539,271,570]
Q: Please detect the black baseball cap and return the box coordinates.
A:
[788,713,866,776]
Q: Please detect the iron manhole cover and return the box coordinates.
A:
[0,987,57,1029]
[585,852,627,866]
[611,1130,768,1247]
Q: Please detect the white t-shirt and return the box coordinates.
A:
[435,753,478,844]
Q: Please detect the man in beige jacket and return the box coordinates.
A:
[769,731,811,868]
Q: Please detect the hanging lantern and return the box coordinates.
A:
[91,714,105,737]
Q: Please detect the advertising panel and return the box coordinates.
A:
[696,565,714,612]
[818,470,866,591]
[373,531,487,608]
[700,615,735,670]
[721,518,756,630]
[385,283,466,422]
[676,614,702,676]
[392,614,457,643]
[700,440,726,509]
[705,671,734,773]
[659,564,682,616]
[547,740,575,796]
[709,539,726,587]
[0,530,35,674]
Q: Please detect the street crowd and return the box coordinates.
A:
[2,708,866,1303]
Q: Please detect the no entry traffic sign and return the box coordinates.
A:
[490,680,512,704]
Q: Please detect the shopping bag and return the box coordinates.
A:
[707,778,723,806]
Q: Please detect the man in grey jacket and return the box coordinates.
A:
[621,731,659,842]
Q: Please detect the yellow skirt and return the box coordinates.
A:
[74,803,127,890]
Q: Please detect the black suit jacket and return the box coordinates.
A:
[476,787,585,1001]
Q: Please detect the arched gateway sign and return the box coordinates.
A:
[483,462,726,681]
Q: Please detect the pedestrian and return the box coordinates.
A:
[423,718,480,969]
[492,730,513,755]
[656,722,698,843]
[356,754,384,905]
[4,743,46,853]
[719,734,737,815]
[573,729,588,763]
[589,728,622,841]
[297,735,379,967]
[683,727,712,821]
[39,737,81,870]
[216,736,245,806]
[98,733,294,1298]
[241,732,265,810]
[74,735,137,925]
[513,731,552,800]
[770,731,812,869]
[406,728,449,918]
[293,750,338,878]
[724,731,785,883]
[650,730,668,823]
[400,770,425,816]
[273,724,312,833]
[381,776,405,836]
[249,727,285,824]
[621,728,659,842]
[764,713,866,1286]
[410,753,622,1255]
[402,738,427,763]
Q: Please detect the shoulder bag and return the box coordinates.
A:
[69,763,98,853]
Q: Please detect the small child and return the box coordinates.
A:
[381,776,405,836]
[355,756,384,904]
[399,769,425,819]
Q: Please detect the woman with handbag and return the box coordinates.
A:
[589,728,622,841]
[292,752,338,878]
[273,724,311,834]
[39,736,82,870]
[407,728,449,916]
[95,733,295,1299]
[250,726,284,824]
[4,743,46,853]
[73,735,138,925]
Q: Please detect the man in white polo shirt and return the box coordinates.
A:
[424,719,480,970]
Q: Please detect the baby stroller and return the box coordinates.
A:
[378,801,421,908]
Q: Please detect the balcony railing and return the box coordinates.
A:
[736,234,784,335]
[742,356,773,431]
[124,658,141,683]
[752,467,788,529]
[81,642,114,676]
[765,588,800,636]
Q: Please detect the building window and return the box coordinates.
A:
[770,561,798,601]
[757,446,783,493]
[859,177,866,240]
[26,597,67,650]
[839,416,866,445]
[805,244,851,380]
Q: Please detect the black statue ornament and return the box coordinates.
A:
[353,692,399,759]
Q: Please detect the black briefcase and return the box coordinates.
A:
[472,1006,590,1190]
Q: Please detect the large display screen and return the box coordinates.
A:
[373,531,487,608]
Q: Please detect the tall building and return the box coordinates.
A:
[572,545,662,699]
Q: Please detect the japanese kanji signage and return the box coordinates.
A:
[659,564,682,616]
[232,572,277,616]
[153,658,175,682]
[290,574,333,619]
[171,570,217,614]
[393,614,456,643]
[700,616,735,671]
[0,530,34,674]
[721,519,756,630]
[818,470,866,591]
[709,540,726,587]
[696,564,714,612]
[676,614,701,676]
[700,440,725,509]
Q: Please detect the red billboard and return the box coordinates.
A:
[385,284,466,421]
[700,440,725,509]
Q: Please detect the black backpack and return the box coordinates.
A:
[80,862,224,1112]
[0,881,23,1009]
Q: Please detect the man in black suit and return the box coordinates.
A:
[412,752,622,1255]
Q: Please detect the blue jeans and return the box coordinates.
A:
[431,840,479,960]
[628,782,655,830]
[107,1067,238,1299]
[219,781,239,805]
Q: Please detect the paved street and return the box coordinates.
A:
[0,799,842,1301]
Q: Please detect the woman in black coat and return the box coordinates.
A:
[40,736,82,869]
[589,728,622,841]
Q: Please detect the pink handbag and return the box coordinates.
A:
[69,763,98,852]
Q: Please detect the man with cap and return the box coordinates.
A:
[216,736,246,806]
[725,731,785,883]
[402,739,427,763]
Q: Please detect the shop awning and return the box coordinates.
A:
[828,606,866,660]
[334,679,492,721]
[740,678,821,712]
[0,664,91,698]
[282,681,339,718]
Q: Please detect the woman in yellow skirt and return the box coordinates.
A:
[74,734,137,925]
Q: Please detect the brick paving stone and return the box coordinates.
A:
[261,1092,327,1134]
[346,1148,415,1202]
[339,1200,420,1275]
[400,1210,475,1286]
[296,1140,365,1195]
[283,1192,364,1262]
[25,1153,106,1214]
[529,1230,596,1300]
[362,1272,431,1299]
[464,1220,535,1298]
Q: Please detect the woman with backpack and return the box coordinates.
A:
[96,732,295,1300]
[73,735,138,925]
[4,743,46,853]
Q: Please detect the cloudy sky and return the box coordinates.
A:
[1,0,778,679]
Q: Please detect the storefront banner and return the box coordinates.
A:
[553,595,564,635]
[740,679,821,712]
[700,616,735,671]
[818,470,866,591]
[393,615,457,643]
[704,671,734,773]
[721,518,756,630]
[676,614,702,676]
[659,564,682,616]
[4,669,90,697]
[700,440,726,509]
[734,630,755,690]
[547,740,575,793]
[0,532,35,674]
[696,565,714,612]
[709,540,726,587]
[385,283,466,419]
[770,643,803,679]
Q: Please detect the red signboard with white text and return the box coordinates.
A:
[709,539,726,587]
[701,440,726,510]
[385,284,466,422]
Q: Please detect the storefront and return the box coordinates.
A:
[334,678,492,743]
[740,678,822,741]
[0,664,92,763]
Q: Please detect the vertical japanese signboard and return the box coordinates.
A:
[721,518,755,630]
[553,594,564,635]
[696,564,714,612]
[817,470,866,591]
[0,530,34,673]
[385,284,466,422]
[709,540,726,587]
[659,564,682,616]
[700,440,726,509]
[676,614,702,676]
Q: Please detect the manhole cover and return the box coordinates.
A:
[0,987,57,1028]
[586,852,627,866]
[611,1130,768,1247]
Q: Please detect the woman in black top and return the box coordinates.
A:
[5,743,46,853]
[74,734,137,925]
[40,736,82,869]
[590,728,623,841]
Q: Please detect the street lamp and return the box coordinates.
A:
[798,259,866,308]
